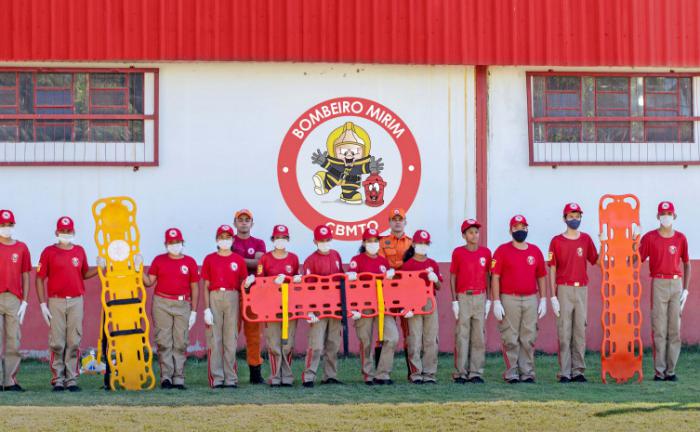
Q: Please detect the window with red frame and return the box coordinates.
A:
[528,73,699,165]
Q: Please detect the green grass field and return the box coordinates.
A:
[2,348,700,431]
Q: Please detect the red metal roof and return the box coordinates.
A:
[2,0,700,66]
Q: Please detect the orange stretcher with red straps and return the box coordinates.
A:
[599,194,643,384]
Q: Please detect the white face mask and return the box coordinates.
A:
[57,234,74,245]
[0,227,13,238]
[365,242,380,255]
[217,239,233,250]
[660,215,674,228]
[414,244,430,256]
[167,243,183,255]
[317,241,332,253]
[273,239,288,250]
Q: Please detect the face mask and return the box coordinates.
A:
[317,241,331,253]
[57,234,74,245]
[167,243,183,255]
[660,215,674,228]
[565,219,581,230]
[217,239,233,250]
[414,244,430,255]
[273,239,288,250]
[365,242,380,255]
[512,230,528,243]
[0,227,13,238]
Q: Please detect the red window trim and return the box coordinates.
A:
[0,67,158,167]
[527,71,700,166]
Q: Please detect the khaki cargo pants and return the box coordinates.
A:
[453,292,486,380]
[556,285,587,379]
[206,289,239,387]
[652,278,683,378]
[302,318,342,383]
[498,294,538,381]
[48,296,83,387]
[355,316,399,381]
[152,295,191,386]
[264,321,297,385]
[407,298,439,382]
[0,292,21,387]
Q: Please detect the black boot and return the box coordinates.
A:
[249,365,264,384]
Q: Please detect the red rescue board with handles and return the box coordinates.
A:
[241,271,436,323]
[599,194,644,384]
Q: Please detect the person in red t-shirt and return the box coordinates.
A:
[232,209,266,384]
[143,228,200,390]
[0,209,30,391]
[258,225,300,387]
[491,215,547,383]
[348,228,399,385]
[401,229,441,384]
[450,219,491,384]
[36,216,98,392]
[639,201,691,381]
[547,203,598,384]
[301,225,345,387]
[201,224,253,389]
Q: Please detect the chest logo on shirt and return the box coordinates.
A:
[527,256,535,266]
[479,257,486,267]
[577,247,583,257]
[247,247,255,257]
[380,265,387,272]
[285,265,293,274]
[11,253,18,264]
[230,262,238,271]
[350,261,358,269]
[71,257,80,267]
[181,265,189,275]
[669,245,677,255]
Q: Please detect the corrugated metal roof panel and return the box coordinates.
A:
[1,0,700,66]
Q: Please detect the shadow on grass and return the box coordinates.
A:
[594,402,700,417]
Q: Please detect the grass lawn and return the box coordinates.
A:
[1,348,699,431]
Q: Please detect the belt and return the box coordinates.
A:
[49,295,82,299]
[155,292,191,302]
[460,290,484,296]
[652,274,681,280]
[559,282,585,287]
[501,292,537,298]
[211,287,236,292]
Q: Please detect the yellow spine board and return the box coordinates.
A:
[281,282,289,343]
[376,279,384,341]
[92,196,155,391]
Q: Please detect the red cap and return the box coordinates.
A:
[216,224,234,237]
[271,224,290,238]
[389,208,406,220]
[460,218,481,233]
[0,210,15,225]
[313,225,333,241]
[509,214,529,228]
[234,209,253,219]
[658,201,675,215]
[563,202,583,216]
[363,228,380,241]
[56,216,75,231]
[412,230,431,243]
[165,228,184,243]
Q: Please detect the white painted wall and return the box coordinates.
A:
[0,62,476,264]
[488,66,700,257]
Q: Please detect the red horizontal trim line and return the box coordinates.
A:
[0,162,157,167]
[0,114,154,120]
[532,161,700,167]
[529,72,699,77]
[531,116,700,122]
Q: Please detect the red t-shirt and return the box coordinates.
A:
[639,230,690,277]
[201,252,248,291]
[256,252,300,277]
[232,235,266,260]
[349,253,390,274]
[37,245,88,297]
[303,250,344,276]
[547,233,598,286]
[0,241,31,298]
[402,257,444,285]
[492,242,547,296]
[449,246,491,294]
[149,254,200,298]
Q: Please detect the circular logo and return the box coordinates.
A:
[669,245,677,255]
[515,216,523,222]
[527,256,535,265]
[577,247,583,257]
[247,247,255,257]
[320,227,329,235]
[168,229,178,238]
[230,262,238,271]
[1,211,9,219]
[380,265,387,273]
[427,266,434,273]
[285,265,293,274]
[479,257,486,267]
[419,231,428,239]
[61,217,71,226]
[570,203,578,210]
[349,261,358,269]
[181,265,189,275]
[277,226,286,232]
[71,257,80,267]
[662,202,670,209]
[11,253,18,263]
[278,97,421,241]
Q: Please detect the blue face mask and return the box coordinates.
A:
[512,230,528,243]
[566,219,581,230]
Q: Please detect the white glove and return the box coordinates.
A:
[493,300,505,321]
[402,309,414,319]
[346,272,358,281]
[17,300,28,325]
[40,302,52,327]
[274,274,286,285]
[386,269,396,279]
[452,301,459,320]
[293,275,302,283]
[484,299,492,320]
[96,256,107,271]
[244,274,256,288]
[204,308,214,326]
[188,311,197,330]
[427,271,439,283]
[537,298,547,319]
[550,296,561,317]
[134,253,144,270]
[680,289,689,312]
[306,312,320,324]
[350,310,362,321]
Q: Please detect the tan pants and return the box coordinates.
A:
[355,316,399,381]
[407,298,439,382]
[499,294,538,381]
[48,296,83,387]
[303,318,342,383]
[0,292,21,387]
[206,290,239,387]
[652,278,683,377]
[556,285,587,379]
[264,321,297,385]
[152,296,191,385]
[453,293,485,380]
